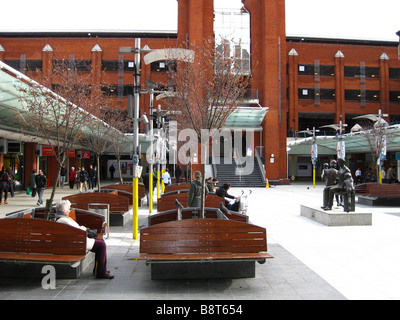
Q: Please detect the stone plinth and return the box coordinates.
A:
[300,205,372,226]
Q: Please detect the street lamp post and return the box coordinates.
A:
[298,127,319,188]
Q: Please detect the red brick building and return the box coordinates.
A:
[0,0,399,187]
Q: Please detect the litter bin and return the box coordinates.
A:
[88,203,110,239]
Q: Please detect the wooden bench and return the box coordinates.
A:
[355,183,400,206]
[0,218,89,279]
[101,183,146,205]
[138,218,273,279]
[157,193,223,212]
[164,183,191,193]
[149,204,248,226]
[63,192,131,226]
[148,207,226,226]
[161,189,189,197]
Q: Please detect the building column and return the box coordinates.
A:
[177,0,214,46]
[288,48,299,133]
[379,52,390,116]
[334,50,345,124]
[0,44,5,61]
[42,44,53,80]
[91,44,103,97]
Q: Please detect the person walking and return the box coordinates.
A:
[187,171,205,207]
[35,169,47,206]
[142,170,156,206]
[109,164,115,180]
[87,164,95,189]
[175,165,182,183]
[0,166,9,205]
[7,167,15,197]
[69,167,76,189]
[78,167,89,192]
[28,170,37,197]
[60,164,67,188]
[162,168,171,187]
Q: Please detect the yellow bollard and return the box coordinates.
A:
[132,177,139,239]
[157,170,160,199]
[266,179,269,189]
[149,171,153,214]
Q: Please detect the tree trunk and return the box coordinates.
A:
[44,165,61,220]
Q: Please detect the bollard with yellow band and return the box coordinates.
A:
[266,178,269,189]
[132,177,139,240]
[149,170,153,214]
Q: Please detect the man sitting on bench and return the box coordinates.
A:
[55,200,114,279]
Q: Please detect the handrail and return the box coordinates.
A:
[255,147,266,183]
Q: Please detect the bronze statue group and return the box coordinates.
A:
[321,158,355,212]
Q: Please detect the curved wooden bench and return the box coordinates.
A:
[62,192,130,213]
[149,206,248,226]
[0,218,86,264]
[157,193,223,212]
[138,219,273,279]
[101,183,146,200]
[164,183,191,193]
[355,183,400,206]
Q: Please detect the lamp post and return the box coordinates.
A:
[298,127,320,188]
[119,39,152,239]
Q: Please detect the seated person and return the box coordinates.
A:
[55,200,114,279]
[216,182,237,210]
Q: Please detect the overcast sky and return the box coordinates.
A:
[0,0,399,42]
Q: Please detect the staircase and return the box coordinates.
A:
[215,160,265,188]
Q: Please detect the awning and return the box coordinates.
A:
[288,125,400,155]
[224,105,269,127]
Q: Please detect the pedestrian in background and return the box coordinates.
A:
[0,166,9,205]
[35,169,47,206]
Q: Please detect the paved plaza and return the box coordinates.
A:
[0,181,400,300]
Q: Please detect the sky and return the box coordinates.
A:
[0,0,399,42]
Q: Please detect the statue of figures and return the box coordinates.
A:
[321,160,338,209]
[342,172,355,212]
[324,158,352,211]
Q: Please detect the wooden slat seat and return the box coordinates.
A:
[164,183,191,193]
[0,218,86,264]
[62,192,130,213]
[355,183,400,197]
[149,207,248,226]
[157,193,223,212]
[138,219,273,279]
[101,183,145,199]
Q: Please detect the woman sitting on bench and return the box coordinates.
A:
[55,200,114,279]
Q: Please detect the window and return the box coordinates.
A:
[150,60,177,72]
[298,88,336,100]
[390,91,400,103]
[389,68,400,79]
[345,90,380,102]
[102,60,136,72]
[214,5,251,75]
[298,64,335,76]
[344,66,379,78]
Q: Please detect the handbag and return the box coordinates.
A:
[86,228,98,239]
[26,186,32,195]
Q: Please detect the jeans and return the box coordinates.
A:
[60,175,66,188]
[37,187,45,205]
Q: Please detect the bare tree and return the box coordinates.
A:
[162,38,251,217]
[77,91,126,192]
[17,60,96,217]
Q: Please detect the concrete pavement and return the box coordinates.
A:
[0,181,399,300]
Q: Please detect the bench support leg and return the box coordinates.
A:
[150,261,256,280]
